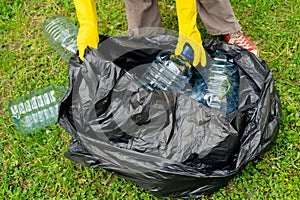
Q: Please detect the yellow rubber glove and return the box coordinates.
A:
[74,0,99,61]
[175,0,206,67]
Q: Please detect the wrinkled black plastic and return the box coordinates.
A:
[58,35,281,198]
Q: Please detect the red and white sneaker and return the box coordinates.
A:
[224,32,259,56]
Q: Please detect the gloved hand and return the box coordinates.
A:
[175,0,206,67]
[74,0,99,61]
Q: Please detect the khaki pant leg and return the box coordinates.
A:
[124,0,164,36]
[196,0,242,35]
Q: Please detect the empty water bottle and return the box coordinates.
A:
[139,44,207,98]
[203,53,239,114]
[224,57,240,114]
[136,47,239,115]
[139,50,193,94]
[8,85,67,134]
[43,16,78,61]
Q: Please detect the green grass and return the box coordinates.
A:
[0,0,299,199]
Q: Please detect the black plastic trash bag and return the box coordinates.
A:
[58,35,281,198]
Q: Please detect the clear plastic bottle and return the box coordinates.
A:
[225,59,240,114]
[137,48,239,114]
[8,85,67,134]
[203,53,239,114]
[139,44,206,97]
[43,16,78,61]
[139,50,193,94]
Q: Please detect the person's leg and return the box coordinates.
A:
[124,0,164,36]
[197,0,258,56]
[196,0,241,35]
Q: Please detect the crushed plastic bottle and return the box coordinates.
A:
[8,85,67,134]
[43,16,78,62]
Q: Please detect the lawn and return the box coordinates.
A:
[0,0,299,199]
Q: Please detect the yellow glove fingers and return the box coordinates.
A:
[175,31,207,67]
[74,0,99,61]
[193,44,201,67]
[193,43,206,67]
[200,46,206,66]
[175,38,184,56]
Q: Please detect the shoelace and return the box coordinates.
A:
[230,33,254,50]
